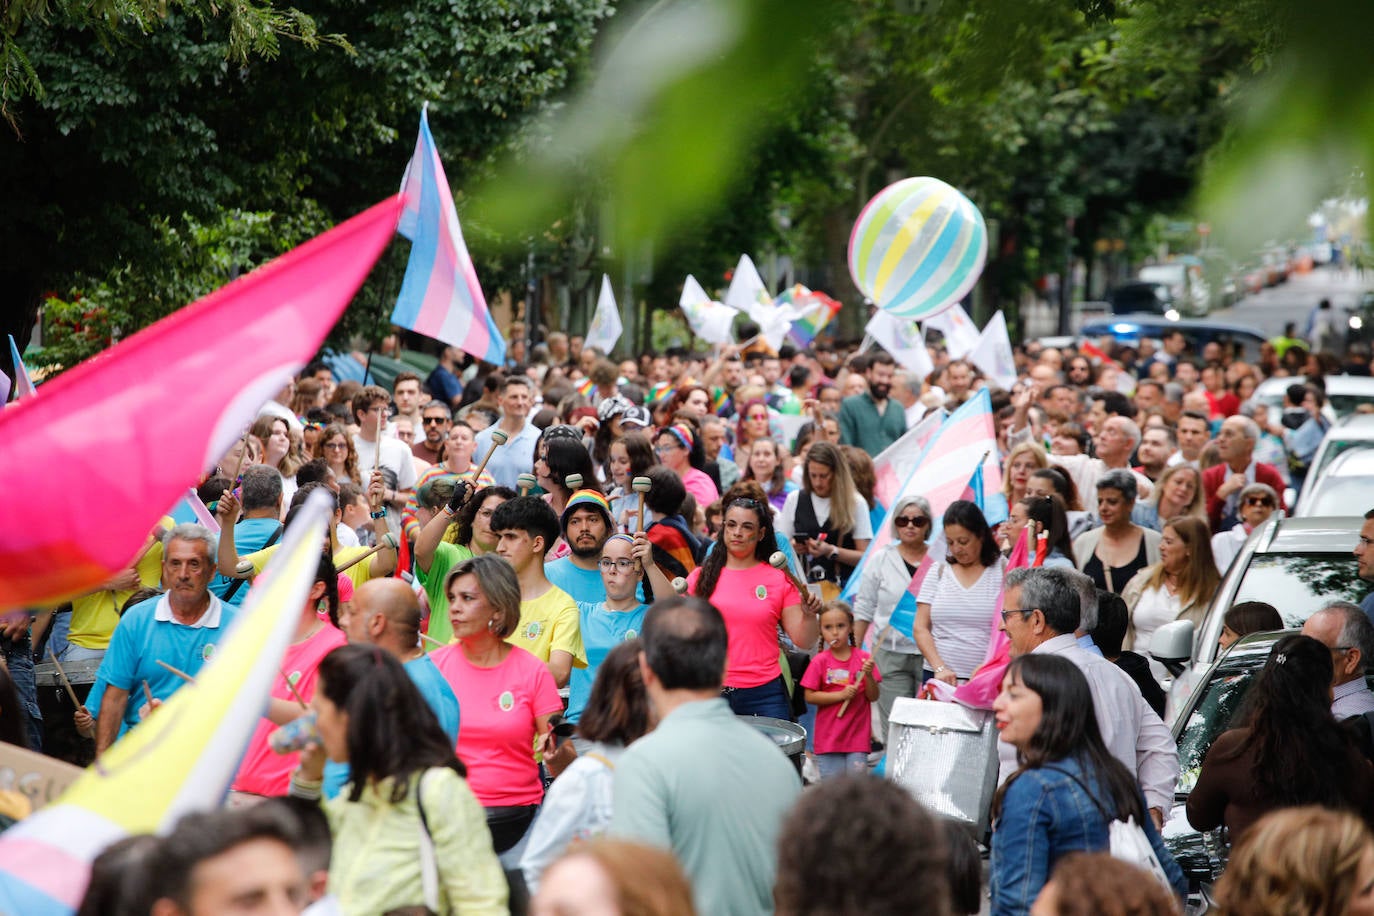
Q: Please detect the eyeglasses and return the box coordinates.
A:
[598,558,637,572]
[1000,608,1034,623]
[654,444,682,455]
[1243,497,1274,507]
[323,441,348,450]
[422,416,448,425]
[894,516,930,528]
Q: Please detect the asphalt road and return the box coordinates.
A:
[1210,266,1371,339]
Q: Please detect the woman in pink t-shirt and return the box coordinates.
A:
[431,554,562,855]
[686,497,818,719]
[654,422,719,510]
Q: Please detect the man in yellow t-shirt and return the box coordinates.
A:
[491,496,585,687]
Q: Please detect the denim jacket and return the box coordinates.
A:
[989,756,1186,915]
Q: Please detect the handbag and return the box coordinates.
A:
[1048,766,1174,891]
[415,769,442,916]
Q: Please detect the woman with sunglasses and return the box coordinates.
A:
[319,423,360,485]
[853,495,933,741]
[653,421,719,509]
[1211,482,1280,574]
[686,495,819,719]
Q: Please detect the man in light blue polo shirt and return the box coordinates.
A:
[473,376,540,489]
[612,596,801,916]
[94,524,234,756]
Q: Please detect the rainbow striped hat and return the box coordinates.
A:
[561,488,614,532]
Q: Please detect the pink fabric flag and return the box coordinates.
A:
[872,407,944,509]
[391,108,506,366]
[952,527,1037,710]
[0,197,404,612]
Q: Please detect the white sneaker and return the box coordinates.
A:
[801,756,820,785]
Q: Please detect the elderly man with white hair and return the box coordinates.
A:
[1202,415,1286,534]
[1301,601,1374,719]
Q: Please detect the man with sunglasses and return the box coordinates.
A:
[412,400,452,464]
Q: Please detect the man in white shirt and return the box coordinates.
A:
[1301,601,1374,720]
[999,566,1179,827]
[351,385,416,519]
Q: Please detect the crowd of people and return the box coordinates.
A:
[5,312,1374,915]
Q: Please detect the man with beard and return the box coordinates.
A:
[545,490,616,605]
[839,350,906,454]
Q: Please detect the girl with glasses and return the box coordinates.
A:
[319,423,359,485]
[853,495,933,741]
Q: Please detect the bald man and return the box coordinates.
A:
[322,579,461,797]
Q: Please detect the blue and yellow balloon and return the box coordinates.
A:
[848,177,988,322]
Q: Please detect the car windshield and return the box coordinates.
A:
[1304,480,1374,518]
[1329,395,1373,419]
[1230,553,1369,627]
[1313,439,1373,479]
[1177,671,1255,794]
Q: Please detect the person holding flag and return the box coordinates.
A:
[852,495,933,744]
[913,500,1005,687]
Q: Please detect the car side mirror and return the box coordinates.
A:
[1150,620,1195,677]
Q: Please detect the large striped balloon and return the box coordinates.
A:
[848,177,988,321]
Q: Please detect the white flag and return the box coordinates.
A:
[680,274,739,345]
[585,274,623,354]
[726,254,796,351]
[967,310,1018,390]
[865,310,933,380]
[924,303,980,359]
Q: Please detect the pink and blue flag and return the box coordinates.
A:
[0,197,403,613]
[8,335,35,401]
[393,108,506,366]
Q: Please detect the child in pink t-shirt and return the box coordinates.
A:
[801,601,880,781]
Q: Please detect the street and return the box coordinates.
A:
[1211,265,1371,339]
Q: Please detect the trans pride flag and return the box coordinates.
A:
[393,108,506,366]
[0,493,331,914]
[7,335,35,401]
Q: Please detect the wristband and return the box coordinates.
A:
[370,510,386,519]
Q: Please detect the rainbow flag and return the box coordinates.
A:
[393,107,506,367]
[777,285,842,346]
[575,377,596,398]
[7,335,35,401]
[0,198,402,613]
[0,492,332,913]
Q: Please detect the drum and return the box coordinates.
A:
[35,657,102,768]
[741,715,807,776]
[885,696,1000,835]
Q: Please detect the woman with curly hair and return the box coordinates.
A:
[318,423,360,485]
[1212,807,1374,916]
[1187,634,1374,842]
[686,495,818,719]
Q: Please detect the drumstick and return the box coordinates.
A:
[280,669,309,709]
[50,656,82,708]
[141,680,155,709]
[335,539,391,573]
[837,670,867,718]
[420,632,447,648]
[632,476,652,531]
[470,429,509,483]
[517,473,536,496]
[155,659,196,684]
[769,551,810,595]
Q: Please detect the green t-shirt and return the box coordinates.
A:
[414,542,474,645]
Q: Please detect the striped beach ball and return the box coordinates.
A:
[848,177,988,322]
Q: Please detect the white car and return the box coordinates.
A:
[1295,449,1374,517]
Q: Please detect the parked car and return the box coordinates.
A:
[1150,515,1370,723]
[1295,449,1374,518]
[1252,375,1374,429]
[1162,630,1289,893]
[1107,281,1176,318]
[1078,317,1268,363]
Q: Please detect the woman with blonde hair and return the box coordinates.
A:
[1003,441,1050,508]
[1134,464,1206,533]
[777,441,872,591]
[1121,515,1220,678]
[1213,806,1374,916]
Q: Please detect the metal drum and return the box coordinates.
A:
[885,697,1000,835]
[741,716,807,776]
[34,657,102,688]
[35,657,103,768]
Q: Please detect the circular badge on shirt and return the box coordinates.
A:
[286,671,302,687]
[498,691,515,712]
[523,621,543,641]
[624,629,638,641]
[755,585,767,601]
[202,644,217,662]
